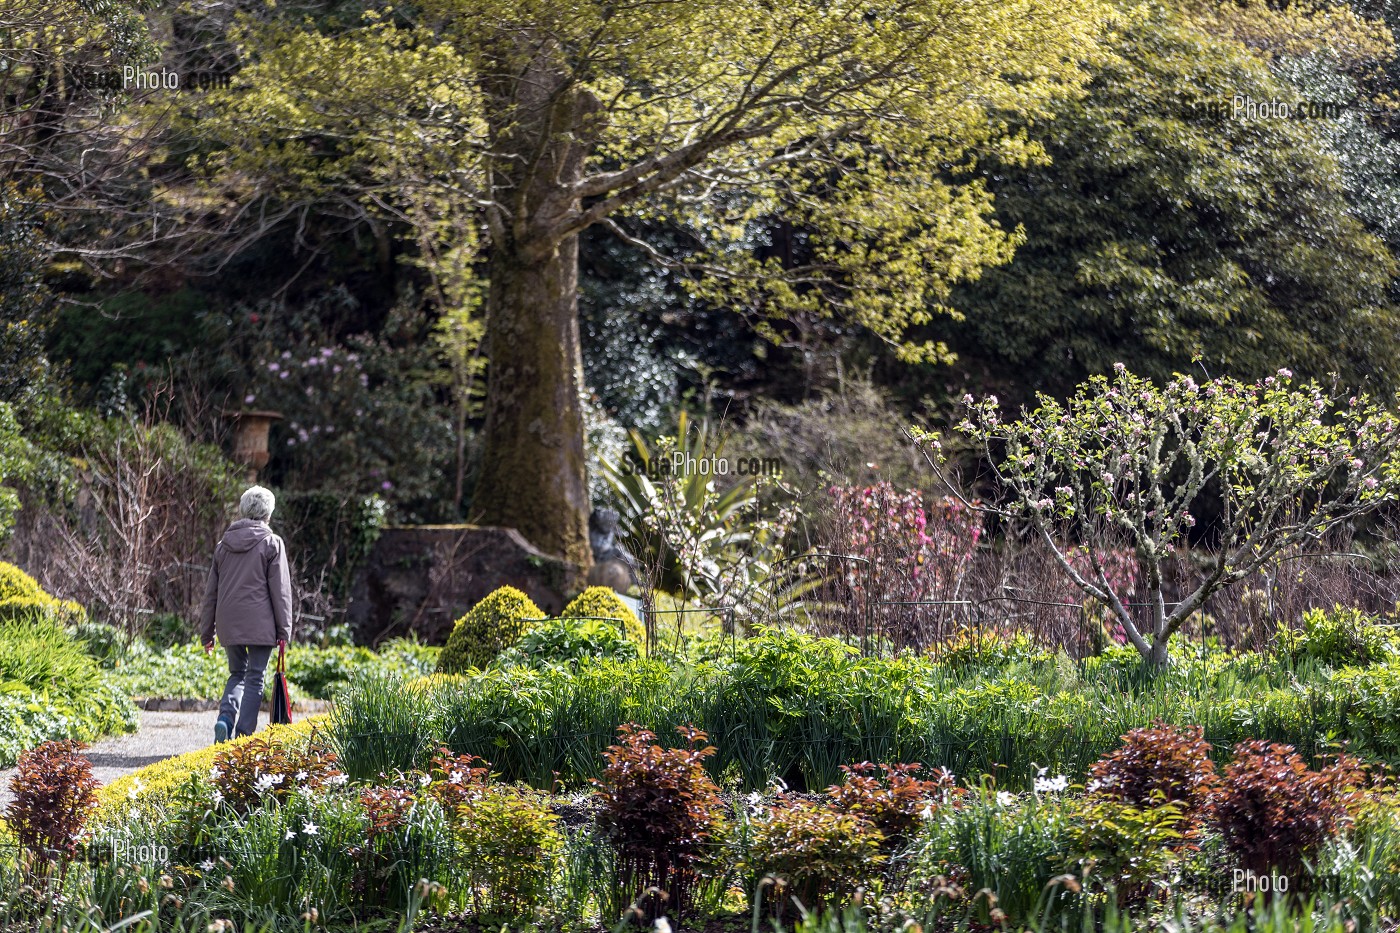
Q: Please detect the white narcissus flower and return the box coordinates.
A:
[302,821,319,836]
[285,830,296,840]
[996,791,1015,807]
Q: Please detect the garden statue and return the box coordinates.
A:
[586,508,636,594]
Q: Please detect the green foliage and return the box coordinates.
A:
[437,586,542,675]
[0,616,137,767]
[285,639,439,699]
[1277,606,1394,668]
[330,673,441,782]
[929,630,1050,668]
[190,289,461,523]
[0,406,31,542]
[338,632,1400,794]
[273,490,387,602]
[560,586,645,646]
[601,412,799,622]
[601,413,764,594]
[48,288,208,397]
[913,784,1077,925]
[107,638,439,701]
[179,0,1113,361]
[456,787,562,920]
[0,559,87,623]
[95,718,325,822]
[498,616,640,669]
[1064,797,1185,905]
[0,186,56,410]
[70,620,128,669]
[743,797,885,918]
[940,6,1400,402]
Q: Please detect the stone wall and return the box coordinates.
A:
[346,525,581,644]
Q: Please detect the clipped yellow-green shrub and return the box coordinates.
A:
[0,595,86,625]
[0,562,85,624]
[0,562,44,602]
[561,586,645,646]
[94,716,327,823]
[438,587,543,674]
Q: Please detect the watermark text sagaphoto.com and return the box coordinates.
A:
[73,67,233,92]
[1233,869,1288,893]
[1191,96,1348,121]
[619,451,783,479]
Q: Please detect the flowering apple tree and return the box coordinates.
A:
[916,365,1400,669]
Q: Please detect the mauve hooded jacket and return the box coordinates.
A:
[199,519,293,646]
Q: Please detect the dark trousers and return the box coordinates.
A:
[220,645,273,737]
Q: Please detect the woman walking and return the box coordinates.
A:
[200,486,293,742]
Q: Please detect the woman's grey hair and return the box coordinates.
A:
[239,486,275,521]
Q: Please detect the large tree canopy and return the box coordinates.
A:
[934,6,1400,404]
[155,0,1115,564]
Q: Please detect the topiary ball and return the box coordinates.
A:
[560,586,645,647]
[437,586,544,674]
[0,562,46,602]
[0,562,85,625]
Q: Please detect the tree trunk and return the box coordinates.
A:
[473,231,592,568]
[1148,634,1170,671]
[471,41,597,570]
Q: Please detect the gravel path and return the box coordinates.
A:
[0,708,265,810]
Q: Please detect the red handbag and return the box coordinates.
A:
[271,642,293,725]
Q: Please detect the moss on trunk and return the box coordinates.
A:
[474,231,592,568]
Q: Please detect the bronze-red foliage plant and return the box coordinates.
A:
[4,740,99,862]
[827,762,962,847]
[1214,740,1365,878]
[594,723,726,920]
[426,747,492,812]
[1087,722,1220,832]
[212,734,343,812]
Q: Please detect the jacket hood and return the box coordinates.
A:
[222,518,272,553]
